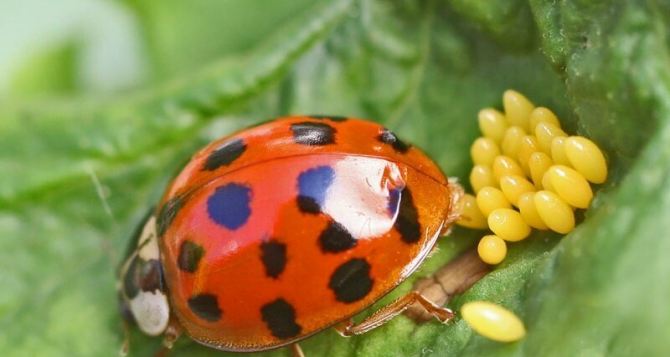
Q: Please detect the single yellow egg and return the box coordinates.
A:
[477,235,507,265]
[492,156,524,182]
[456,194,488,229]
[503,90,534,131]
[529,107,560,132]
[546,165,593,209]
[550,136,571,166]
[517,192,548,230]
[535,122,567,153]
[501,126,526,158]
[487,208,531,242]
[470,165,497,193]
[461,301,526,342]
[476,187,511,217]
[517,135,539,174]
[471,137,501,166]
[564,136,608,184]
[478,108,508,143]
[499,175,535,207]
[528,152,553,189]
[534,191,575,234]
[541,171,555,192]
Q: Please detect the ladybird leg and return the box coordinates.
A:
[406,249,489,322]
[153,318,183,357]
[334,291,454,337]
[290,343,305,357]
[442,179,465,233]
[162,319,182,349]
[333,318,354,336]
[154,318,181,357]
[119,319,131,356]
[153,332,181,357]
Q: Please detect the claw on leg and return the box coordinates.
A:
[406,249,490,322]
[153,319,182,357]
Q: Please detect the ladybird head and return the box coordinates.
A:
[117,212,170,336]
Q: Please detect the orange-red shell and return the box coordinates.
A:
[156,116,456,351]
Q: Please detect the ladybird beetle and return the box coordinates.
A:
[118,115,463,354]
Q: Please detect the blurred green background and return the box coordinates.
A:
[1,0,669,356]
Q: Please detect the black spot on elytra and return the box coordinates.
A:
[178,240,204,273]
[261,298,302,339]
[202,138,246,171]
[290,122,335,146]
[378,128,410,153]
[296,196,320,213]
[308,115,348,122]
[260,240,287,279]
[157,196,183,237]
[395,188,421,244]
[122,257,164,299]
[188,294,222,322]
[319,221,357,253]
[329,258,373,303]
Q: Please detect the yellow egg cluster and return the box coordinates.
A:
[457,90,608,265]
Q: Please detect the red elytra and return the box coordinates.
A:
[124,115,461,353]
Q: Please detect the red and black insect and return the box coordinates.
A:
[118,115,462,355]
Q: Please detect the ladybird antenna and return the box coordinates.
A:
[86,164,121,263]
[86,164,118,225]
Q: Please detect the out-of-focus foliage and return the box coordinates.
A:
[1,0,669,356]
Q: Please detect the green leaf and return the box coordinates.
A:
[1,0,669,356]
[0,0,148,97]
[9,42,78,96]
